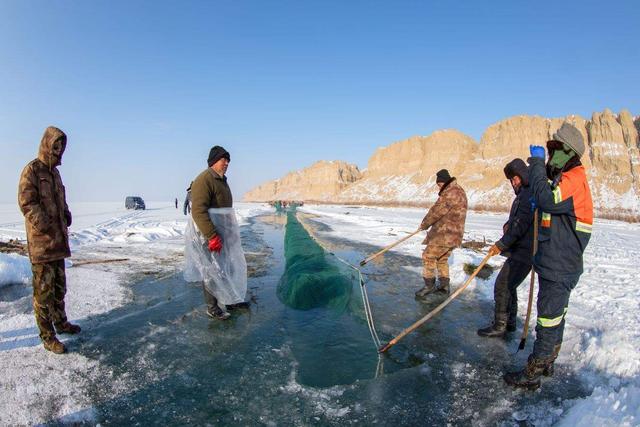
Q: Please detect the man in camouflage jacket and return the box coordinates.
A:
[415,169,468,297]
[18,126,81,354]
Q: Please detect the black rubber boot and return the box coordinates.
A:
[507,299,517,332]
[436,277,450,295]
[206,305,231,320]
[415,277,437,298]
[543,344,561,377]
[226,301,250,311]
[503,355,547,390]
[477,313,508,338]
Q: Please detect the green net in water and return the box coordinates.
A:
[277,211,357,311]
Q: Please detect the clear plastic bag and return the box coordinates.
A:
[184,208,247,305]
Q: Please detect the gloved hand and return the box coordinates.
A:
[208,235,223,253]
[529,196,537,212]
[488,244,501,257]
[529,145,545,159]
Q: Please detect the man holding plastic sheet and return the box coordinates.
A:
[415,169,468,298]
[504,123,593,390]
[190,146,249,320]
[478,159,534,338]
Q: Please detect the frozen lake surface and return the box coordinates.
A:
[1,202,639,425]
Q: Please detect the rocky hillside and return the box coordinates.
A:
[243,160,362,202]
[244,109,640,218]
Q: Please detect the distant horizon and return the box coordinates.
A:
[2,1,639,203]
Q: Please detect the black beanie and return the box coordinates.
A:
[207,146,230,167]
[435,169,452,183]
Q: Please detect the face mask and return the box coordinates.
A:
[548,149,574,170]
[546,140,576,171]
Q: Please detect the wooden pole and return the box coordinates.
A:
[71,258,130,267]
[518,209,539,350]
[359,229,422,266]
[379,252,493,353]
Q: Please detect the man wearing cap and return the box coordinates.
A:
[478,159,534,338]
[504,122,593,390]
[415,169,468,298]
[190,146,235,320]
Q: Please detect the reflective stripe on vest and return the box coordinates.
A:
[541,212,551,228]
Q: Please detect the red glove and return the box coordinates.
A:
[208,235,223,253]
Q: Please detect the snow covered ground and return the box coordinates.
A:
[0,201,271,426]
[1,201,639,425]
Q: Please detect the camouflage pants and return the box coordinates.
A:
[32,260,68,341]
[422,245,454,280]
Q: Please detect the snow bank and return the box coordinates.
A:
[0,253,31,288]
[558,383,640,427]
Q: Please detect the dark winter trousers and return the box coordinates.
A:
[202,284,218,308]
[531,273,581,360]
[31,260,69,341]
[493,258,531,326]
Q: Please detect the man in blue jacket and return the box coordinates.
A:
[478,159,534,338]
[504,122,593,390]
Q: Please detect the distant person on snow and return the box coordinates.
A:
[183,183,192,215]
[478,159,534,338]
[190,146,248,319]
[18,126,81,355]
[415,169,468,298]
[504,122,593,390]
[175,197,178,209]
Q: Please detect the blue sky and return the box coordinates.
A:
[1,0,639,203]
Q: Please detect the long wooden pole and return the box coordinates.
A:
[518,209,539,350]
[379,252,493,353]
[71,258,130,267]
[359,229,422,266]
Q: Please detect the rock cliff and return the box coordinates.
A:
[243,160,362,202]
[244,109,640,218]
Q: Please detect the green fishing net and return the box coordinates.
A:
[277,211,358,311]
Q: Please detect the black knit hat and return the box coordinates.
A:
[207,146,230,167]
[435,169,451,183]
[503,158,529,186]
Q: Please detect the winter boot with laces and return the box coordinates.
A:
[415,277,437,298]
[477,313,508,338]
[43,337,66,354]
[503,355,547,390]
[56,322,81,334]
[206,305,231,320]
[436,277,450,295]
[543,344,562,377]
